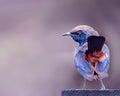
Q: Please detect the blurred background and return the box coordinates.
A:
[0,0,120,96]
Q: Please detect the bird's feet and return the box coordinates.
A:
[82,78,86,89]
[99,79,106,90]
[100,85,106,90]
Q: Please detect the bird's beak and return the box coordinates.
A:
[62,32,71,36]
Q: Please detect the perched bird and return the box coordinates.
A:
[62,25,110,89]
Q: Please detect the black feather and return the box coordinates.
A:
[85,36,105,54]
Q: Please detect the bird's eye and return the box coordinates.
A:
[71,32,79,35]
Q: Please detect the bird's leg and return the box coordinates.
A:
[99,79,106,90]
[82,78,86,89]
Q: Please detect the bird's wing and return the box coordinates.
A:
[74,46,94,81]
[96,44,110,78]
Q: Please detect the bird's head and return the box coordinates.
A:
[62,25,99,46]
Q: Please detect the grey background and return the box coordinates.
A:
[0,0,120,96]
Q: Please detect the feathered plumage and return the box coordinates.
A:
[63,25,110,89]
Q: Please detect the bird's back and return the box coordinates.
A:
[74,43,110,81]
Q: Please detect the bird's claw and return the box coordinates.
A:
[100,86,106,90]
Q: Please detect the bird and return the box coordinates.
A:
[62,25,110,89]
